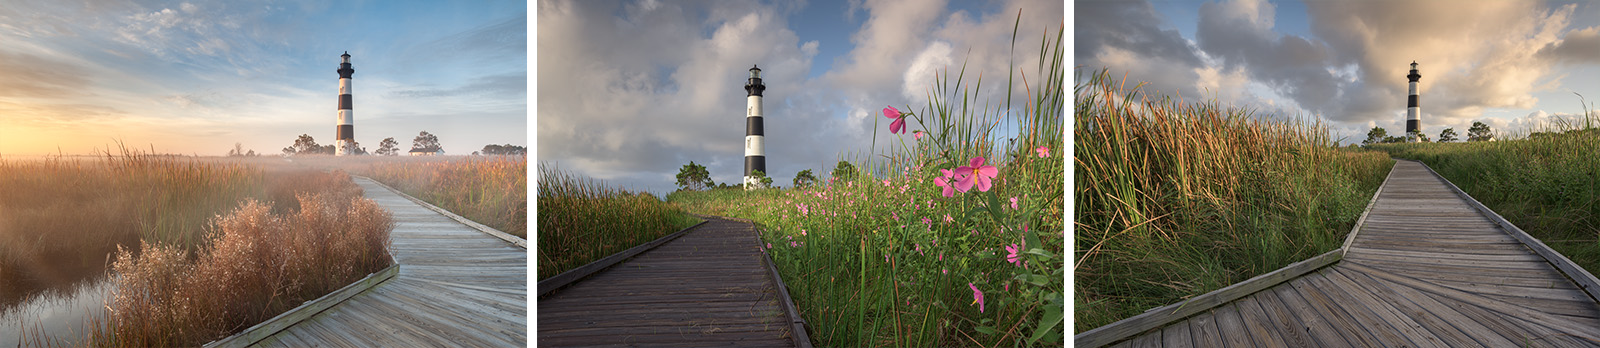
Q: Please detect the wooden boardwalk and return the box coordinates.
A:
[1082,160,1600,347]
[538,217,799,347]
[247,177,527,347]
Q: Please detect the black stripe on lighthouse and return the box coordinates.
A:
[1405,61,1421,138]
[336,51,355,155]
[743,65,766,189]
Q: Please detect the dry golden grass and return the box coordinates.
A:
[94,172,393,347]
[0,152,393,347]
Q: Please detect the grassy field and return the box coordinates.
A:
[669,23,1065,347]
[1073,68,1394,332]
[359,155,528,238]
[1368,128,1600,278]
[1,151,393,347]
[535,162,699,280]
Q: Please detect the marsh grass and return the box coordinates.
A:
[0,150,263,313]
[1073,68,1393,331]
[93,181,393,347]
[536,162,699,280]
[0,151,393,347]
[1369,118,1600,277]
[358,156,528,238]
[669,20,1065,347]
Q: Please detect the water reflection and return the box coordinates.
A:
[0,278,111,346]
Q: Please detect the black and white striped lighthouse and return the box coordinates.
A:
[743,65,766,190]
[335,51,356,156]
[1406,61,1421,142]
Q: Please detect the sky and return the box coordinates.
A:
[1078,0,1600,144]
[0,0,527,157]
[536,0,1066,195]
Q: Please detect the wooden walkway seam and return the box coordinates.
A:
[1078,159,1600,347]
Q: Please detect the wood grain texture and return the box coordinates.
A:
[1080,160,1600,347]
[246,177,527,347]
[537,216,796,347]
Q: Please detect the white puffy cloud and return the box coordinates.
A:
[538,0,1062,193]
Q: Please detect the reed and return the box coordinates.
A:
[361,156,528,238]
[90,171,393,347]
[536,162,699,280]
[0,150,393,347]
[1072,68,1393,331]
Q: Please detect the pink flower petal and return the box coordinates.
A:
[883,106,900,119]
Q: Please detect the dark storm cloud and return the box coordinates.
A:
[1074,0,1208,98]
[1195,0,1343,118]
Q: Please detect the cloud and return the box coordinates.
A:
[389,72,526,99]
[1074,0,1204,97]
[538,0,1062,193]
[0,50,93,98]
[1538,26,1600,64]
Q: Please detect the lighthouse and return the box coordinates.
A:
[1406,61,1421,142]
[336,51,356,156]
[743,65,766,190]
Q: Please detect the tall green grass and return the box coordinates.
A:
[669,20,1065,347]
[1073,68,1393,332]
[536,162,699,280]
[1369,128,1600,277]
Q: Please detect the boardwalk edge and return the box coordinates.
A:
[1076,158,1395,347]
[353,175,527,249]
[719,215,815,348]
[536,218,709,297]
[1409,159,1600,303]
[1074,250,1343,347]
[1341,159,1400,254]
[203,262,400,348]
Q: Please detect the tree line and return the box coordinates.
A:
[674,160,858,191]
[271,130,524,156]
[1363,121,1495,145]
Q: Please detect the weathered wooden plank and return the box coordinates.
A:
[1273,280,1350,346]
[1285,275,1381,347]
[1343,261,1600,341]
[1342,158,1398,252]
[1159,318,1193,348]
[1211,304,1255,348]
[1187,311,1224,348]
[536,219,709,296]
[1248,288,1315,348]
[1318,268,1446,348]
[537,217,795,347]
[1411,159,1600,306]
[1074,250,1342,347]
[1231,296,1288,348]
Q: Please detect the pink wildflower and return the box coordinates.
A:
[1005,243,1024,266]
[884,106,906,134]
[933,169,962,197]
[882,179,891,187]
[767,243,773,249]
[914,130,925,140]
[1035,146,1050,158]
[944,214,953,223]
[969,283,985,313]
[791,241,798,247]
[954,157,999,192]
[1010,197,1019,210]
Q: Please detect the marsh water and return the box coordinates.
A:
[0,279,110,346]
